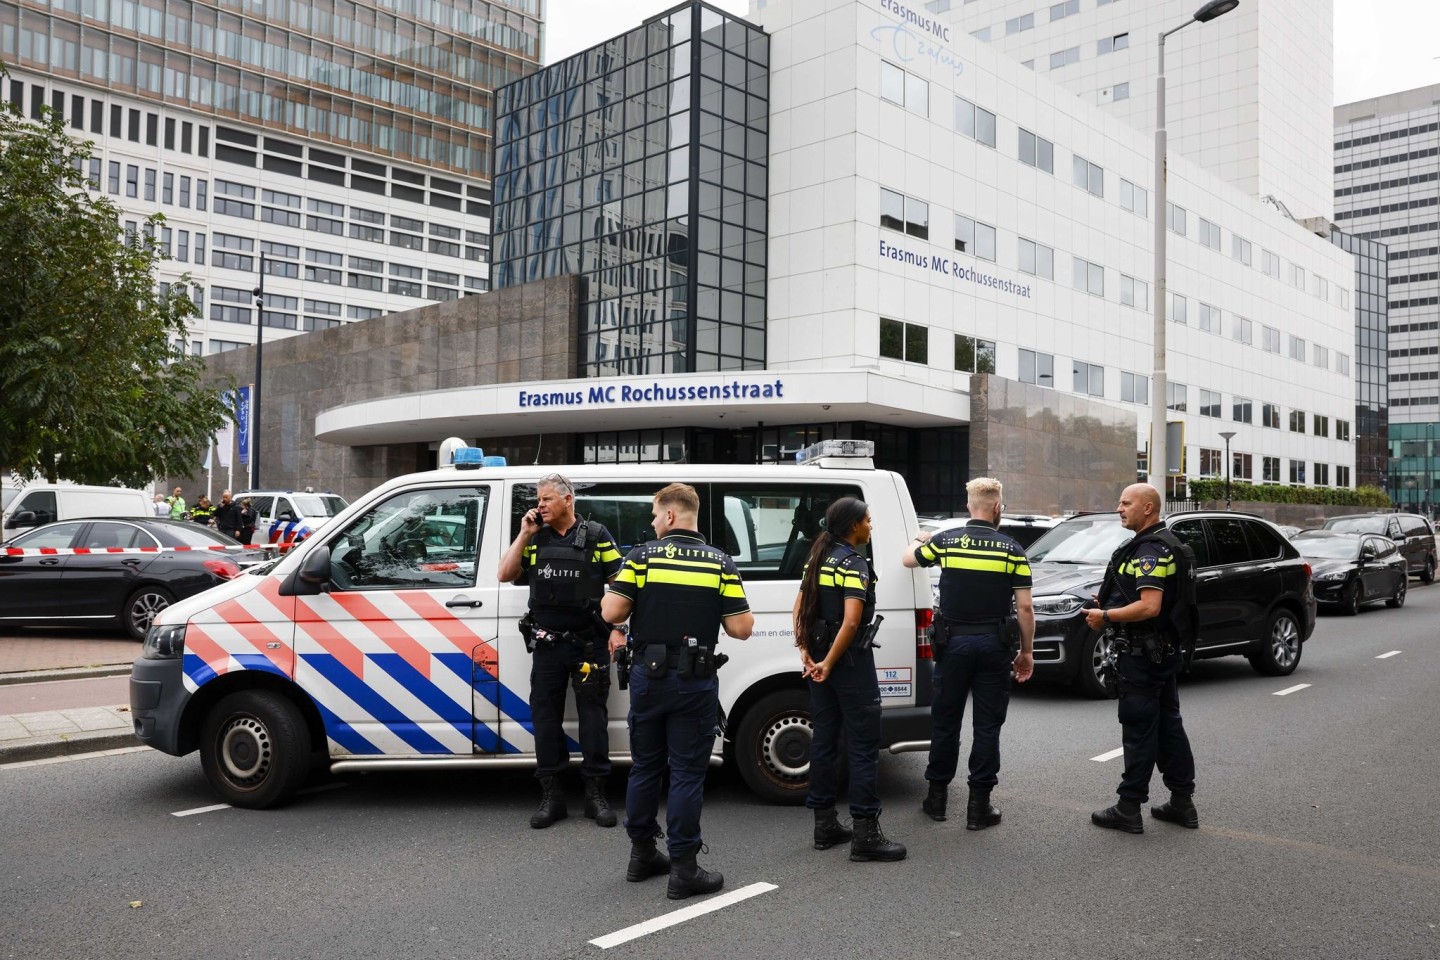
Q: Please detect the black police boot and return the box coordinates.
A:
[626,835,670,883]
[529,776,568,829]
[966,788,1002,831]
[583,776,617,828]
[849,816,907,862]
[1091,799,1144,834]
[667,849,724,900]
[921,781,947,822]
[813,807,853,850]
[1150,794,1199,829]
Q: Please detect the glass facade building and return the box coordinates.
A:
[0,0,541,177]
[492,1,769,377]
[1331,229,1389,490]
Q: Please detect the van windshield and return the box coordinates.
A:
[292,495,348,518]
[0,488,17,512]
[1027,517,1133,563]
[1322,516,1386,535]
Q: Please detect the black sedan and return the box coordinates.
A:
[0,518,244,640]
[1292,531,1407,615]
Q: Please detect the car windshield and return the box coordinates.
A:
[1323,516,1386,535]
[293,495,348,518]
[1295,538,1359,560]
[154,523,239,547]
[1027,516,1133,563]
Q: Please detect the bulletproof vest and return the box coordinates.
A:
[631,537,728,648]
[818,541,877,626]
[528,521,605,611]
[1104,526,1198,643]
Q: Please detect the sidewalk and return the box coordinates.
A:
[0,631,140,765]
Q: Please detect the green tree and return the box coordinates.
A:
[0,75,231,486]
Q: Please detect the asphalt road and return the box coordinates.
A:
[3,586,1438,960]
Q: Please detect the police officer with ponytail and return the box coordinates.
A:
[793,497,906,862]
[499,473,625,830]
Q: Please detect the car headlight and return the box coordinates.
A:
[143,624,187,660]
[1032,594,1086,617]
[1315,570,1348,582]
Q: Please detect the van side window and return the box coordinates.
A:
[15,491,57,525]
[1168,519,1212,568]
[1400,516,1429,538]
[711,484,865,581]
[511,482,661,555]
[248,496,275,519]
[327,486,489,590]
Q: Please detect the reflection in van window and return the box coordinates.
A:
[713,485,864,581]
[512,482,661,554]
[329,486,488,590]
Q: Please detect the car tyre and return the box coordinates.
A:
[124,586,174,641]
[1248,608,1303,676]
[733,689,812,805]
[1386,577,1407,608]
[200,690,311,809]
[1076,629,1118,700]
[1422,555,1436,585]
[1339,582,1360,617]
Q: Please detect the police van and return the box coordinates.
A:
[233,489,350,545]
[130,440,936,808]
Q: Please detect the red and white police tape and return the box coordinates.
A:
[1,543,299,557]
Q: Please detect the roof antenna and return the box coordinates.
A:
[534,435,543,465]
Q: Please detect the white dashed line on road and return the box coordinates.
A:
[1090,747,1125,762]
[589,882,778,949]
[1273,684,1311,696]
[171,803,232,818]
[1376,651,1402,659]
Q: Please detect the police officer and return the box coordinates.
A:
[793,496,905,862]
[499,473,625,830]
[190,496,215,526]
[903,477,1035,828]
[601,482,753,900]
[1084,483,1198,834]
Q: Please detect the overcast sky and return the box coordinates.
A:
[542,0,1440,106]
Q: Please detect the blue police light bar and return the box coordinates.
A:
[482,456,508,467]
[453,447,486,469]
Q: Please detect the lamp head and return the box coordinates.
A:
[1193,0,1239,23]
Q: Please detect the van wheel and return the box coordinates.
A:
[1076,630,1118,700]
[733,690,811,805]
[124,586,174,641]
[200,691,310,809]
[1422,556,1436,584]
[1247,609,1303,676]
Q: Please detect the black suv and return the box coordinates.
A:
[1320,513,1436,583]
[1024,511,1317,698]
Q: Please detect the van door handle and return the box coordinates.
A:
[445,598,483,609]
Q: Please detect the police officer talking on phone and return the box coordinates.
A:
[903,477,1035,829]
[601,483,754,900]
[1083,483,1198,834]
[499,473,625,830]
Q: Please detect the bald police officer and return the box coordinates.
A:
[602,483,754,900]
[1084,483,1198,834]
[903,477,1035,828]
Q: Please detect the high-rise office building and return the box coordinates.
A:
[0,0,542,353]
[1335,83,1440,509]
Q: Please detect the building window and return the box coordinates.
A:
[125,165,138,198]
[1337,420,1351,441]
[880,188,929,239]
[1198,218,1221,250]
[880,318,928,364]
[1050,46,1081,69]
[196,179,207,211]
[1231,315,1253,345]
[1018,349,1055,388]
[1289,410,1306,433]
[1120,179,1148,217]
[1233,235,1252,265]
[1199,389,1222,418]
[955,215,996,260]
[1113,82,1130,101]
[1073,361,1104,397]
[1289,460,1306,485]
[1051,0,1080,21]
[1261,402,1280,429]
[1018,238,1054,279]
[1169,292,1187,325]
[1199,448,1222,478]
[1337,465,1351,487]
[1313,415,1330,438]
[1072,257,1104,296]
[955,335,997,373]
[1288,335,1306,361]
[955,97,997,147]
[1313,344,1329,369]
[1197,302,1220,334]
[1262,456,1281,483]
[107,161,119,194]
[880,61,928,116]
[179,176,191,208]
[1097,33,1130,55]
[1233,397,1253,423]
[1018,129,1054,173]
[1167,381,1187,412]
[1121,371,1149,404]
[1262,325,1280,353]
[1337,353,1351,376]
[144,168,156,202]
[1121,275,1149,310]
[1262,249,1280,278]
[1072,155,1103,196]
[162,173,173,204]
[1290,263,1306,289]
[1228,452,1250,480]
[1006,13,1035,34]
[1315,276,1329,301]
[177,230,189,261]
[1166,202,1186,236]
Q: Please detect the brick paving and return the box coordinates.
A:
[0,632,140,764]
[0,630,137,674]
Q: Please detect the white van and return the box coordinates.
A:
[129,440,936,809]
[1,483,152,539]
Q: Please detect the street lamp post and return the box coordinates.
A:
[1219,430,1237,509]
[1149,0,1240,512]
[251,252,267,491]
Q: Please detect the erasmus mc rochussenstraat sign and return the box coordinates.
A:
[517,379,787,409]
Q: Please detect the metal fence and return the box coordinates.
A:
[1167,500,1202,513]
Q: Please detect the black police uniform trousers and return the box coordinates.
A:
[624,663,717,857]
[925,631,1011,789]
[1115,648,1195,804]
[530,637,610,780]
[807,646,883,818]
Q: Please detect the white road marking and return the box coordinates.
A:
[0,745,147,770]
[1376,651,1402,659]
[1090,747,1125,762]
[589,882,778,949]
[1273,684,1311,696]
[171,803,232,818]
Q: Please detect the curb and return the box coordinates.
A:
[0,664,134,687]
[0,729,141,765]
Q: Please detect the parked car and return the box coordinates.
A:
[234,490,349,546]
[0,518,242,639]
[1291,531,1406,614]
[1024,511,1317,698]
[919,513,1058,548]
[1320,513,1436,582]
[1,483,151,538]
